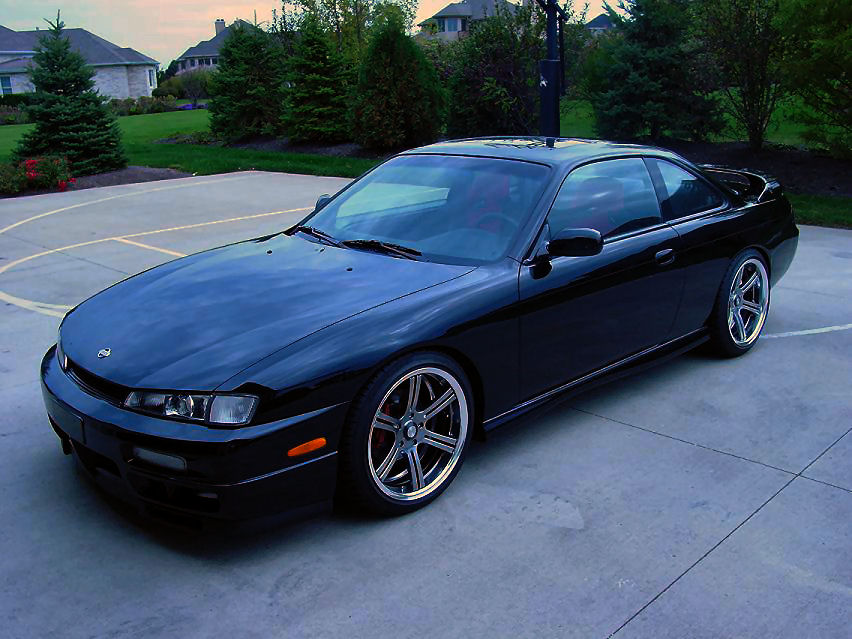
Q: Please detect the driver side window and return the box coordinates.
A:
[548,158,661,239]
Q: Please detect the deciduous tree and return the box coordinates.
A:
[778,0,851,156]
[695,0,788,151]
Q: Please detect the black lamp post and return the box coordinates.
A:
[536,0,569,138]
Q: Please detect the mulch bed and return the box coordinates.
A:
[71,166,193,190]
[657,140,851,198]
[0,166,192,199]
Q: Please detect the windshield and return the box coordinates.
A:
[303,154,550,265]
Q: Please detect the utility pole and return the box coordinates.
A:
[536,0,569,138]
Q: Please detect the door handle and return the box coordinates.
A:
[655,248,676,266]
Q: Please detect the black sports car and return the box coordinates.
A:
[41,137,798,521]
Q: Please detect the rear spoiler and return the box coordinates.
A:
[698,164,783,203]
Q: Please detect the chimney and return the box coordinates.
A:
[215,18,225,35]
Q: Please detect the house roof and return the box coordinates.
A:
[0,25,157,66]
[419,0,518,25]
[586,13,614,29]
[177,20,251,60]
[0,57,30,73]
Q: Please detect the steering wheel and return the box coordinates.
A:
[476,213,519,233]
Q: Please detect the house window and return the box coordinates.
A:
[148,69,154,87]
[0,76,11,95]
[446,18,459,32]
[181,60,187,70]
[461,18,468,31]
[190,59,196,67]
[212,57,219,65]
[436,18,446,32]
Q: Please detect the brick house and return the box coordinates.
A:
[417,0,519,41]
[175,19,250,75]
[0,24,158,98]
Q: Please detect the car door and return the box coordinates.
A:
[644,158,738,337]
[518,157,683,400]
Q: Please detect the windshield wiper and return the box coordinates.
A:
[292,225,342,247]
[342,239,422,260]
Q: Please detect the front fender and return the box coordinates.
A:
[218,259,521,425]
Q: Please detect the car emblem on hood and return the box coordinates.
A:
[97,348,111,359]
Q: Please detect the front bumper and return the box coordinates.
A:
[41,346,346,523]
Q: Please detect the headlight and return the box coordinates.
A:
[125,391,258,426]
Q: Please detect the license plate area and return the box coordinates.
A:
[45,395,84,443]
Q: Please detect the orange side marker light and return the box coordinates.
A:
[287,437,327,457]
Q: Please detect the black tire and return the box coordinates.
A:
[337,351,474,516]
[708,249,770,358]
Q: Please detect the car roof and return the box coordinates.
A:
[403,137,686,170]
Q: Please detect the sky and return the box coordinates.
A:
[0,1,611,67]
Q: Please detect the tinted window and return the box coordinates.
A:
[548,158,661,239]
[306,155,549,265]
[654,159,724,220]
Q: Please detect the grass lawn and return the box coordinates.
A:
[789,194,852,229]
[560,96,810,146]
[2,108,848,229]
[0,110,380,179]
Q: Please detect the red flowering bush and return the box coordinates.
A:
[0,155,74,196]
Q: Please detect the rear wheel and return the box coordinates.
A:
[708,250,770,357]
[338,352,473,515]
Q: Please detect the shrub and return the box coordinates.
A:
[350,12,446,149]
[14,12,126,176]
[0,93,35,108]
[108,95,178,117]
[153,76,184,99]
[209,24,286,140]
[283,15,349,144]
[0,106,29,125]
[0,156,75,196]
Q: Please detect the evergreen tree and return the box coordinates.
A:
[587,0,721,141]
[285,15,350,144]
[350,10,446,149]
[15,12,126,176]
[208,24,286,140]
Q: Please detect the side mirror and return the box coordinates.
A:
[315,194,332,211]
[546,228,603,257]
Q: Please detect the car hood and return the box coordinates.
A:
[60,234,473,390]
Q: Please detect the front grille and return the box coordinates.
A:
[66,358,130,405]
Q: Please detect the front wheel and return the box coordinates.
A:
[708,250,770,357]
[338,352,474,515]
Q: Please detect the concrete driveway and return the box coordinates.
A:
[1,172,849,638]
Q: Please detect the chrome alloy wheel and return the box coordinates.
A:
[727,257,769,347]
[367,367,469,501]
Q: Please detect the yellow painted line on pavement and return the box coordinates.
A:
[0,173,254,236]
[114,238,186,257]
[0,206,311,318]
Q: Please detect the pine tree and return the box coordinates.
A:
[587,0,722,141]
[15,12,126,176]
[209,24,286,140]
[284,15,350,144]
[350,10,446,149]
